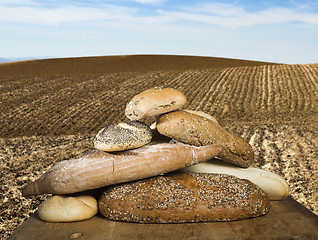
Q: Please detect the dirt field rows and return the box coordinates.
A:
[1,63,317,138]
[0,55,317,238]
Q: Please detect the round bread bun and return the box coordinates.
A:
[180,160,289,200]
[94,121,152,152]
[125,87,187,120]
[38,195,98,222]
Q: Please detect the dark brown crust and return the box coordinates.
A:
[98,172,270,223]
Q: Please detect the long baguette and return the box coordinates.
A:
[22,141,223,196]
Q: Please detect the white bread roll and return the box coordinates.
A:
[38,195,98,222]
[125,87,187,120]
[180,160,289,200]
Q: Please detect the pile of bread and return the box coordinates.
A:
[22,87,289,223]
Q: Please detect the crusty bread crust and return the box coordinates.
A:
[22,141,223,196]
[125,87,187,120]
[157,110,254,167]
[99,172,270,223]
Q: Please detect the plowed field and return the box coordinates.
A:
[1,55,317,238]
[1,63,317,137]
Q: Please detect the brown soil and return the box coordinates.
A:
[0,55,317,239]
[0,54,276,77]
[1,62,317,138]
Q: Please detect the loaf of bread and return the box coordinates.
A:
[99,172,270,223]
[38,195,98,222]
[157,110,254,167]
[180,160,289,200]
[22,141,223,196]
[125,87,187,120]
[94,121,152,151]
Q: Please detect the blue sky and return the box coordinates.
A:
[0,0,318,64]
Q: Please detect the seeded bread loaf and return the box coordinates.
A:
[99,172,270,223]
[94,121,152,151]
[157,110,254,167]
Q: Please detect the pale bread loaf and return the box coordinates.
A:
[180,160,289,200]
[38,195,98,222]
[99,172,270,223]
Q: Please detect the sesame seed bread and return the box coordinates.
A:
[156,110,254,167]
[38,195,98,222]
[22,141,223,196]
[98,172,270,223]
[125,87,187,120]
[94,121,152,151]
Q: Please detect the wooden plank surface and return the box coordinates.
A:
[8,197,318,240]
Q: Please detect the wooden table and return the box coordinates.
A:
[8,197,318,240]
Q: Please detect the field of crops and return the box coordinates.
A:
[1,55,317,238]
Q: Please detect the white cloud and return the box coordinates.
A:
[133,0,166,5]
[0,5,137,25]
[0,0,35,5]
[0,1,317,27]
[160,4,318,28]
[182,3,245,17]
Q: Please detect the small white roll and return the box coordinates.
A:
[38,195,98,222]
[180,160,289,200]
